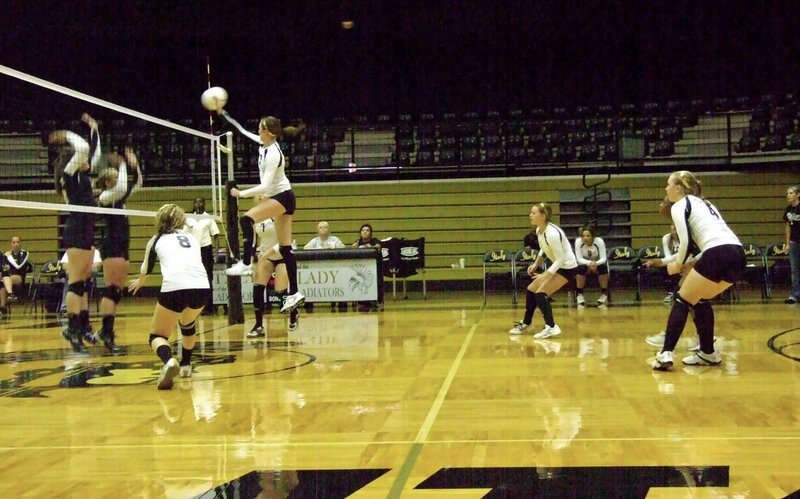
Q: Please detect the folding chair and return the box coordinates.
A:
[512,248,538,305]
[2,260,33,316]
[739,243,769,300]
[606,246,639,301]
[483,249,513,304]
[381,238,401,299]
[637,245,665,301]
[765,243,790,299]
[397,237,426,299]
[26,259,64,314]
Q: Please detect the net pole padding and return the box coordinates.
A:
[225,179,244,324]
[209,141,217,222]
[225,132,235,181]
[221,132,233,217]
[0,64,214,141]
[210,136,220,221]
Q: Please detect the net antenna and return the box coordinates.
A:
[205,56,243,324]
[204,56,235,256]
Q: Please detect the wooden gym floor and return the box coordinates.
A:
[0,287,798,498]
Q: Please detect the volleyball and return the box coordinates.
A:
[201,86,228,111]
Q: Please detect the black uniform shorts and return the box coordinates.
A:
[158,288,210,313]
[63,212,96,250]
[693,244,746,283]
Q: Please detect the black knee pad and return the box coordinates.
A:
[149,333,168,347]
[106,285,123,304]
[693,300,714,327]
[525,290,537,309]
[694,299,712,312]
[240,215,254,230]
[179,321,196,336]
[67,281,86,296]
[252,284,265,310]
[534,291,550,307]
[674,293,694,310]
[279,245,293,260]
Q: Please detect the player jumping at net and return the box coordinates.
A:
[92,146,143,353]
[217,106,305,313]
[248,213,298,338]
[129,204,210,390]
[49,113,102,353]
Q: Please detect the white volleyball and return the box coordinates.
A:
[201,86,228,111]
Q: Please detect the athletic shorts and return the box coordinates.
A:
[100,216,130,259]
[63,212,96,250]
[576,263,609,275]
[556,266,578,283]
[158,288,210,313]
[693,244,746,284]
[272,189,296,215]
[100,234,130,260]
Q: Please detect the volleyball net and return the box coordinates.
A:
[0,63,230,261]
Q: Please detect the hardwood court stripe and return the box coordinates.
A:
[2,434,800,453]
[388,312,483,498]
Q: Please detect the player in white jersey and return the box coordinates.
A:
[652,171,745,371]
[185,198,220,314]
[129,204,210,390]
[643,197,705,350]
[247,212,298,338]
[509,203,578,339]
[218,108,305,315]
[573,225,609,306]
[642,222,687,302]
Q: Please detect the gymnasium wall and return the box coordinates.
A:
[1,171,794,284]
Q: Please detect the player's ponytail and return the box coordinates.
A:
[156,204,186,235]
[672,170,702,197]
[534,202,553,223]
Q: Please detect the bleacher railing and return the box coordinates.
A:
[2,111,798,190]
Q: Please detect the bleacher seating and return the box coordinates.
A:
[736,135,760,153]
[438,148,458,166]
[762,133,787,152]
[2,92,799,185]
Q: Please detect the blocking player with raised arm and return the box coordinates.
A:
[509,203,579,339]
[48,113,102,353]
[651,170,745,371]
[129,204,210,390]
[218,107,305,314]
[92,147,143,353]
